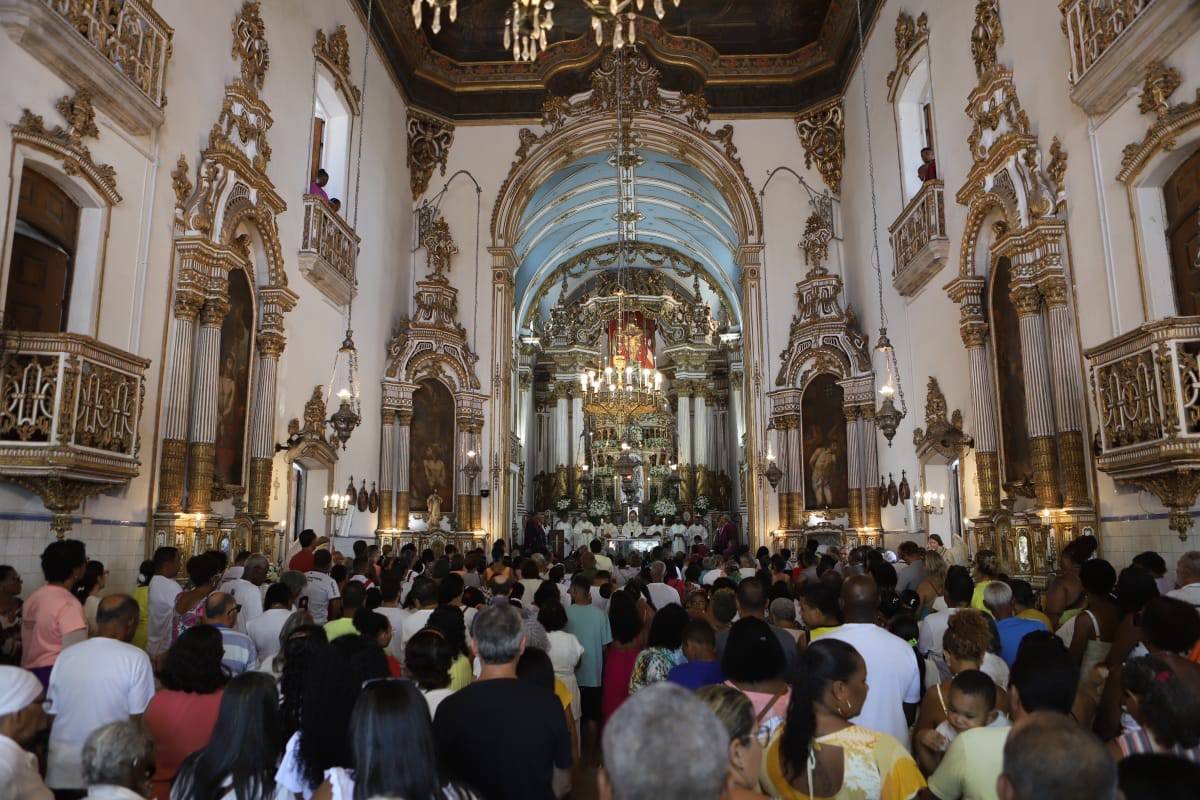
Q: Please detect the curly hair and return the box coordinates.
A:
[942,609,992,664]
[1122,656,1200,749]
[974,550,1000,580]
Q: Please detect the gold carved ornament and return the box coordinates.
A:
[794,98,844,196]
[232,1,270,95]
[800,211,833,272]
[421,217,459,283]
[1119,61,1200,180]
[886,11,929,93]
[407,108,454,200]
[171,154,192,211]
[971,0,1004,78]
[12,90,120,204]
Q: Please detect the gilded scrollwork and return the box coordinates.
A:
[970,0,1004,78]
[886,11,930,98]
[407,108,455,200]
[794,98,844,196]
[1118,61,1200,182]
[12,89,120,204]
[231,1,269,93]
[313,25,362,113]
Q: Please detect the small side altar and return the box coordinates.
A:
[377,513,487,557]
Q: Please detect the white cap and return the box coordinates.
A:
[0,666,42,716]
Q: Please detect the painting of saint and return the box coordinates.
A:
[802,374,848,510]
[410,378,455,512]
[214,269,253,487]
[989,256,1034,489]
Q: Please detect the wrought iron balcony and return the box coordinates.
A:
[1059,0,1199,115]
[298,194,360,306]
[1086,316,1200,538]
[0,331,149,534]
[1,0,173,134]
[888,179,948,298]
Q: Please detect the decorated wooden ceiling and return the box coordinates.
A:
[362,0,882,120]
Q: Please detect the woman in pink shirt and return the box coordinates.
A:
[20,540,88,687]
[601,591,644,724]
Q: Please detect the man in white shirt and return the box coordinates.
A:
[823,576,921,750]
[245,582,295,663]
[599,517,618,539]
[668,516,688,554]
[146,546,182,661]
[647,561,681,608]
[221,550,250,584]
[590,539,614,574]
[299,550,341,626]
[1168,550,1200,610]
[221,553,268,633]
[376,575,410,661]
[0,665,53,800]
[45,595,156,791]
[687,519,708,547]
[917,566,975,682]
[573,518,596,553]
[620,510,643,538]
[552,513,574,559]
[398,577,438,665]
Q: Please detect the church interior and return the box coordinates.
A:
[2,0,1200,593]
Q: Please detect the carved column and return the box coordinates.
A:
[845,405,864,530]
[694,388,711,502]
[157,290,204,511]
[676,382,693,507]
[951,277,1002,514]
[1042,276,1089,506]
[570,388,585,506]
[186,295,229,513]
[729,368,746,512]
[863,406,882,530]
[247,330,284,517]
[772,416,790,529]
[786,415,804,528]
[552,383,570,501]
[378,409,396,530]
[395,410,412,525]
[1012,284,1062,508]
[488,251,516,539]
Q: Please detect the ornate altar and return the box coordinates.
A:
[770,521,873,555]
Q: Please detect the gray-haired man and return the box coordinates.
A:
[434,603,571,798]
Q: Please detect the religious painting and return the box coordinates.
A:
[214,268,254,487]
[801,374,848,510]
[410,378,455,515]
[989,256,1035,491]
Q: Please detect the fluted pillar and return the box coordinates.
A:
[676,383,693,507]
[378,409,396,530]
[694,390,711,502]
[845,406,864,529]
[157,290,204,512]
[949,277,1002,515]
[552,384,570,501]
[729,369,746,512]
[1042,277,1089,506]
[186,296,229,513]
[1012,284,1061,508]
[863,407,881,530]
[395,410,412,525]
[247,331,284,517]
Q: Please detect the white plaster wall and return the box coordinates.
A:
[0,0,411,592]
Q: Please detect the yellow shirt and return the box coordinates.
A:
[762,724,925,800]
[927,724,1009,800]
[324,617,358,641]
[132,585,149,650]
[971,581,993,613]
[553,678,572,712]
[449,653,473,691]
[1017,608,1052,630]
[809,626,840,640]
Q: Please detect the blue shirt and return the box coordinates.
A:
[666,659,724,691]
[996,616,1047,666]
[213,624,257,675]
[564,603,612,688]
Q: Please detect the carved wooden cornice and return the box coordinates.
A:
[407,108,454,200]
[12,90,120,204]
[886,11,930,101]
[313,25,362,114]
[1118,60,1200,183]
[794,97,844,196]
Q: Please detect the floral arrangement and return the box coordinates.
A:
[645,437,672,450]
[694,495,711,513]
[591,466,614,478]
[555,497,572,512]
[653,497,678,518]
[648,464,672,478]
[587,498,611,519]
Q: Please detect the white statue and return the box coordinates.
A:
[438,515,453,533]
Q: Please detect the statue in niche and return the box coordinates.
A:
[422,445,448,498]
[426,492,442,525]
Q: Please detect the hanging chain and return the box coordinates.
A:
[854,0,906,416]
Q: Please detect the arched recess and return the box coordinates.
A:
[487,48,768,544]
[886,11,938,202]
[152,2,297,563]
[310,25,362,210]
[946,10,1090,577]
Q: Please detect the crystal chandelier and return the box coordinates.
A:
[505,1,556,62]
[411,0,457,34]
[584,0,682,50]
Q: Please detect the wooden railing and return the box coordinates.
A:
[1060,0,1154,86]
[888,180,948,297]
[42,0,172,109]
[298,194,360,304]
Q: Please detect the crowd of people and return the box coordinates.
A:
[1,530,1199,799]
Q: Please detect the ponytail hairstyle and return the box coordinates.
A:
[779,639,862,782]
[1122,656,1200,749]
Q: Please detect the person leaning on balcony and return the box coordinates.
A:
[308,168,329,200]
[918,147,938,182]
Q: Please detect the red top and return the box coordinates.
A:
[601,646,643,725]
[288,549,315,573]
[145,688,224,800]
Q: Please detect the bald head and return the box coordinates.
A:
[841,574,879,623]
[96,594,139,642]
[202,591,236,625]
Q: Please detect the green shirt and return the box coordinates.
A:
[928,724,1009,800]
[324,617,358,641]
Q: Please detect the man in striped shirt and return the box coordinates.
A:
[201,592,257,676]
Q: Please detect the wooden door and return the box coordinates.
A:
[309,116,326,185]
[3,170,78,332]
[1166,146,1200,315]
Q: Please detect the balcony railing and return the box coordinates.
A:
[1061,0,1153,86]
[3,0,173,133]
[1086,316,1200,537]
[0,331,149,478]
[298,194,360,306]
[888,179,948,298]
